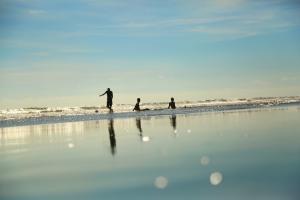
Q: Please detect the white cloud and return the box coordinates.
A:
[280,76,299,82]
[68,1,299,40]
[188,26,258,40]
[0,38,103,54]
[117,16,239,28]
[4,0,297,41]
[212,0,246,8]
[27,9,46,16]
[31,51,49,56]
[253,80,271,87]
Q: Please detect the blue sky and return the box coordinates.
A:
[0,0,300,108]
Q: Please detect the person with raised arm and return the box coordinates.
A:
[99,88,113,111]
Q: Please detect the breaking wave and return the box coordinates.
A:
[1,96,299,127]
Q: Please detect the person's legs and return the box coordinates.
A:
[107,100,113,110]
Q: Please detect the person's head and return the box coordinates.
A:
[171,97,174,102]
[137,98,141,103]
[107,88,110,91]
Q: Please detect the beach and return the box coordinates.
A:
[1,96,300,128]
[1,0,300,199]
[1,104,299,200]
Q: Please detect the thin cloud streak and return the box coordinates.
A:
[2,0,299,40]
[1,0,300,108]
[27,9,47,16]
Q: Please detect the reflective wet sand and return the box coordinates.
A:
[1,106,300,200]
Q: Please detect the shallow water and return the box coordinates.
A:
[0,106,300,200]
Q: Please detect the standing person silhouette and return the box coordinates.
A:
[168,97,176,109]
[99,88,113,111]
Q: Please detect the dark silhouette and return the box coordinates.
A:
[133,98,150,111]
[108,119,116,155]
[170,115,177,130]
[168,97,176,109]
[133,98,141,111]
[99,88,113,111]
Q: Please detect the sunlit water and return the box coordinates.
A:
[1,106,300,200]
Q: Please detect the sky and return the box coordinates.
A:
[0,0,300,109]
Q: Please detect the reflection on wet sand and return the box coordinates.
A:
[135,118,151,142]
[0,106,299,199]
[108,119,116,155]
[170,115,177,130]
[0,122,87,148]
[135,118,143,136]
[0,121,97,143]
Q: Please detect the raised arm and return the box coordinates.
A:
[99,91,107,97]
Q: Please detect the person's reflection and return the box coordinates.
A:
[135,117,144,141]
[108,119,116,155]
[170,115,177,130]
[136,118,143,134]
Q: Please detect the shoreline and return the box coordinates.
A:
[1,101,299,128]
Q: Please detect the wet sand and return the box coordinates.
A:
[0,106,300,200]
